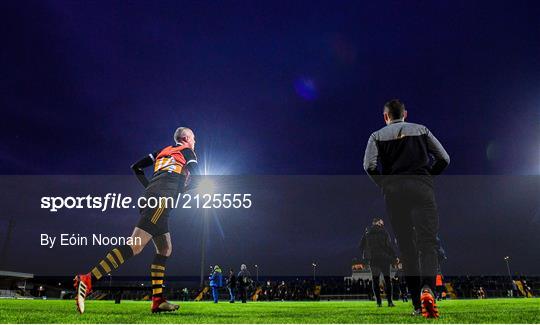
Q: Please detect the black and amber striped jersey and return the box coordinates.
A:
[131,144,198,189]
[152,144,197,175]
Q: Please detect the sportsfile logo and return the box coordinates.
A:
[40,193,253,212]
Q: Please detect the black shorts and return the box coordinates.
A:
[136,198,171,237]
[136,172,181,237]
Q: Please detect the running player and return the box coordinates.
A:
[73,127,199,314]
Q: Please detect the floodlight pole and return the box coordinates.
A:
[255,265,259,283]
[312,262,317,281]
[0,217,15,269]
[504,256,514,296]
[200,216,208,287]
[504,256,512,281]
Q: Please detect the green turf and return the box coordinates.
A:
[0,298,538,323]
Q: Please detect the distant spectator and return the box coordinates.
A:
[227,269,237,303]
[237,264,251,303]
[359,218,397,307]
[209,265,223,303]
[182,288,190,301]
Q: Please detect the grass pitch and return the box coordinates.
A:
[0,298,538,323]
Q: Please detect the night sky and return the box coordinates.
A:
[1,1,539,277]
[2,1,539,175]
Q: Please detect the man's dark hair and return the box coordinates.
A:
[384,99,405,119]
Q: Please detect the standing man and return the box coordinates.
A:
[363,99,450,318]
[359,218,397,307]
[209,265,223,303]
[73,127,199,314]
[237,264,251,303]
[182,288,190,301]
[227,269,237,303]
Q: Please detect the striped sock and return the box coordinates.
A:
[151,254,168,298]
[89,245,134,281]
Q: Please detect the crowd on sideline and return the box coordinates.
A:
[17,273,538,302]
[450,275,536,298]
[121,275,540,302]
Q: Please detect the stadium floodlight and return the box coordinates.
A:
[193,147,237,286]
[504,256,512,280]
[197,178,215,195]
[254,265,259,282]
[312,262,317,281]
[199,148,234,176]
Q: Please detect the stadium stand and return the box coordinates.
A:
[0,271,34,299]
[4,274,537,302]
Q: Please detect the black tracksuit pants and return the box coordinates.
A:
[238,285,248,303]
[370,261,393,305]
[383,178,439,309]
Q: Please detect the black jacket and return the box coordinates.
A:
[359,225,397,264]
[363,121,450,188]
[227,274,237,288]
[237,269,251,287]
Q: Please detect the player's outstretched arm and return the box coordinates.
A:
[131,153,156,188]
